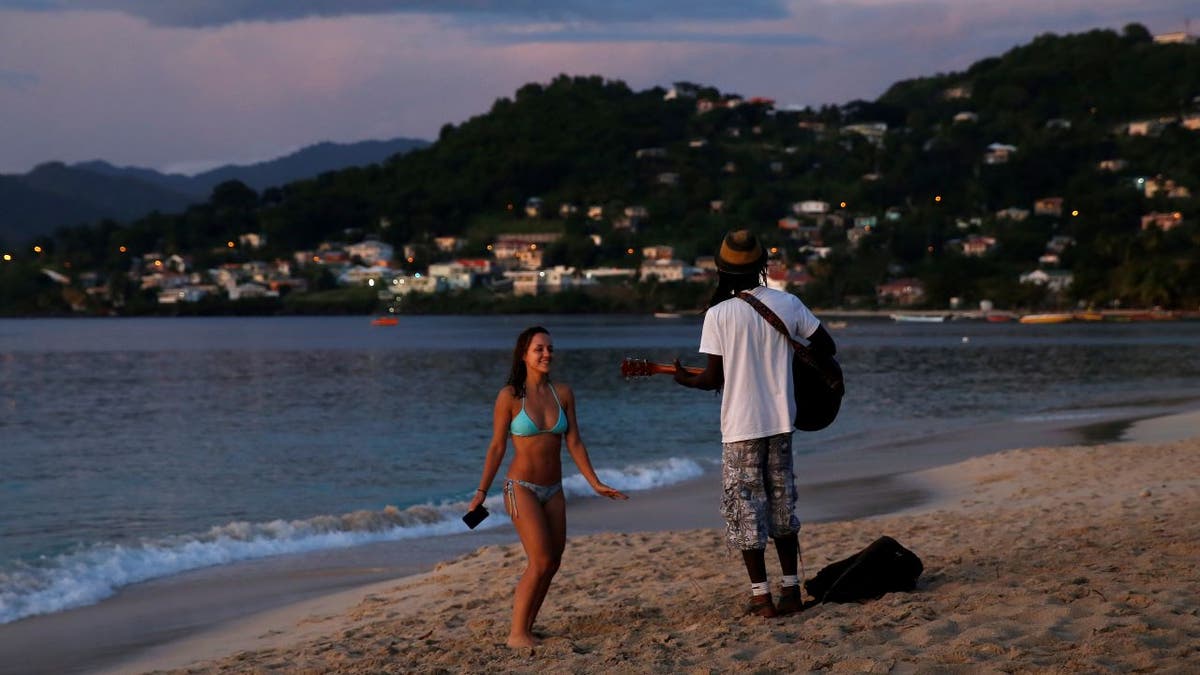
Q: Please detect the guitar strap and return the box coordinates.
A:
[734,290,840,389]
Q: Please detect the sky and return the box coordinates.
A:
[0,1,1195,175]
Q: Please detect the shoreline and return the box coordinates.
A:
[2,405,1199,674]
[109,413,1200,674]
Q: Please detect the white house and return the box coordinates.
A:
[1019,269,1073,292]
[427,262,476,291]
[984,143,1017,165]
[582,267,638,282]
[503,266,582,296]
[389,274,447,296]
[638,259,694,283]
[842,122,887,147]
[228,282,277,301]
[793,200,830,215]
[338,264,397,286]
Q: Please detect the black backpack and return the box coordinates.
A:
[804,536,923,603]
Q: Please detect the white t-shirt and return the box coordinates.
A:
[699,286,821,443]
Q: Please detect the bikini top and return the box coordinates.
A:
[509,384,569,437]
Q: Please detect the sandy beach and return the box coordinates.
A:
[93,412,1200,674]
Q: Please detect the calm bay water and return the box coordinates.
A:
[1,314,1199,623]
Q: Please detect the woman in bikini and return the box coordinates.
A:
[468,325,627,648]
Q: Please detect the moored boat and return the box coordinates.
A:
[371,316,399,326]
[890,313,948,323]
[1019,313,1073,324]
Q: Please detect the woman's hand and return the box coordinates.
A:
[593,483,628,500]
[468,490,487,511]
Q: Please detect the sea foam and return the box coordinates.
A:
[0,456,706,624]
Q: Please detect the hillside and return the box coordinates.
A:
[0,137,428,244]
[74,137,428,197]
[5,24,1199,314]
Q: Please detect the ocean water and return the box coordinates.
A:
[1,314,1198,624]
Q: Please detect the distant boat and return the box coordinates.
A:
[890,313,947,323]
[984,313,1015,323]
[825,320,848,329]
[371,316,399,326]
[1073,311,1103,322]
[1019,313,1073,324]
[653,312,683,319]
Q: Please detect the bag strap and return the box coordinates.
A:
[738,290,804,350]
[737,290,828,378]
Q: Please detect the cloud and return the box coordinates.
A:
[0,68,39,90]
[488,27,823,46]
[1,0,790,27]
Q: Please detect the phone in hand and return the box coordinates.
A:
[462,504,489,529]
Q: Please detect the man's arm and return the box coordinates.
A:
[673,353,724,391]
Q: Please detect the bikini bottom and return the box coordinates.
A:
[504,478,563,518]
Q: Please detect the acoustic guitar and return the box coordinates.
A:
[619,358,703,378]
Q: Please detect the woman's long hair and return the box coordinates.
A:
[708,266,767,308]
[507,325,549,398]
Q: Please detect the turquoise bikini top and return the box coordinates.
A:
[510,385,568,437]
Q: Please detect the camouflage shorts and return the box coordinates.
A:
[720,433,799,550]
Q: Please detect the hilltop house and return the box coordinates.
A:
[641,245,674,260]
[1034,197,1064,217]
[505,266,584,296]
[1141,212,1184,231]
[1125,119,1167,136]
[958,235,998,257]
[427,262,478,291]
[389,274,447,296]
[639,259,695,283]
[996,207,1031,221]
[984,143,1017,165]
[766,261,810,291]
[842,122,887,148]
[346,240,393,265]
[876,278,926,306]
[1144,177,1191,199]
[434,236,464,253]
[793,200,830,215]
[1019,269,1073,292]
[943,85,972,100]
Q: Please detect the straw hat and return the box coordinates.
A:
[715,229,766,274]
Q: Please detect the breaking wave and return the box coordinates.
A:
[0,456,706,624]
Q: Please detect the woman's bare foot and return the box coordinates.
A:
[506,632,539,648]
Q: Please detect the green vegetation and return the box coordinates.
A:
[2,24,1198,316]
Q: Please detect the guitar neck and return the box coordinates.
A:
[621,358,704,378]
